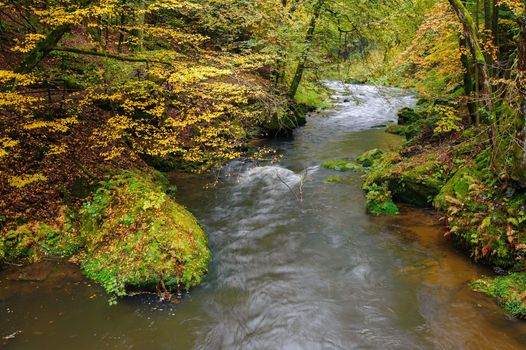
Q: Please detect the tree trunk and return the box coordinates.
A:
[512,13,526,183]
[460,37,476,124]
[137,0,145,51]
[483,0,491,30]
[448,0,492,111]
[15,25,71,73]
[289,0,324,98]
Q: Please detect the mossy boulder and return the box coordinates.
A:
[78,171,210,298]
[433,166,477,210]
[357,148,383,168]
[362,149,446,208]
[321,160,363,172]
[472,273,526,318]
[397,107,422,125]
[388,163,443,207]
[385,123,421,140]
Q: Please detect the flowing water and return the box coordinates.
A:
[2,83,526,349]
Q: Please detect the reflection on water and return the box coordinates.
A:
[2,84,526,349]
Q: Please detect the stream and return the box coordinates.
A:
[2,83,526,349]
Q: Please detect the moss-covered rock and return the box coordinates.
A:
[362,149,446,208]
[0,211,82,264]
[397,107,422,125]
[357,148,383,167]
[365,183,399,216]
[77,171,210,298]
[385,123,421,140]
[321,160,363,172]
[433,166,478,210]
[262,103,308,135]
[472,273,526,318]
[1,171,210,301]
[389,162,444,207]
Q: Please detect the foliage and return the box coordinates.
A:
[432,105,462,135]
[398,1,464,97]
[0,0,291,226]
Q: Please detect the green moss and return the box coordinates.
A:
[0,213,82,263]
[385,123,421,140]
[78,171,210,297]
[357,148,384,167]
[362,149,445,208]
[472,273,526,318]
[262,106,306,134]
[321,160,363,172]
[434,166,477,210]
[294,82,332,110]
[364,183,399,216]
[326,175,344,183]
[367,197,400,216]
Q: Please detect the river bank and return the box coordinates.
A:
[359,97,526,318]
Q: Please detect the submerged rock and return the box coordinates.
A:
[321,160,363,172]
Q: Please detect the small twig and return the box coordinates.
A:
[299,168,308,202]
[275,168,308,202]
[275,171,300,201]
[3,330,22,340]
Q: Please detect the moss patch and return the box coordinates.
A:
[356,148,383,167]
[433,165,478,210]
[1,211,82,263]
[472,273,526,318]
[365,183,399,216]
[321,160,363,172]
[326,175,344,183]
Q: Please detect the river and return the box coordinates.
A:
[2,83,526,349]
